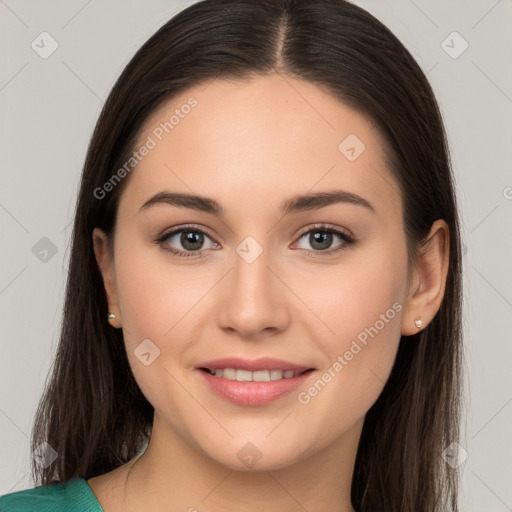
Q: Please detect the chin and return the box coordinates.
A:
[200,438,310,473]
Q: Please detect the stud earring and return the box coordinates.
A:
[414,318,423,329]
[107,312,122,329]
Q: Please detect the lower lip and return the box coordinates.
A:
[197,369,314,406]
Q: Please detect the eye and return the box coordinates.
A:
[155,223,356,259]
[293,224,356,255]
[156,225,219,258]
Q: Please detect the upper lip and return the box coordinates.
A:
[197,357,313,372]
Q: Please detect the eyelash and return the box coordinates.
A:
[155,223,356,259]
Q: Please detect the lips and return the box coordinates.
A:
[196,357,316,406]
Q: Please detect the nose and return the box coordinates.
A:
[216,242,290,340]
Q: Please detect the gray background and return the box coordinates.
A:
[1,0,511,509]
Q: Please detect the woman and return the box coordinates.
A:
[0,0,463,510]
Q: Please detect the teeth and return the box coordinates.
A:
[253,370,271,381]
[208,368,304,381]
[236,369,252,381]
[270,370,283,380]
[222,368,235,380]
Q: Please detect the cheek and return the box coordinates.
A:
[114,240,212,337]
[296,239,407,407]
[113,244,211,410]
[113,241,229,406]
[303,238,407,341]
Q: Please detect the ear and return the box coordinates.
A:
[401,219,450,335]
[92,227,122,328]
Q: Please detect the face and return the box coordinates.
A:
[95,73,413,471]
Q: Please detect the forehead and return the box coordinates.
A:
[119,73,400,219]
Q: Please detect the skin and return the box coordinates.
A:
[90,73,449,512]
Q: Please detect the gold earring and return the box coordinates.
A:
[414,318,423,329]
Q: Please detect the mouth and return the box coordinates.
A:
[196,357,316,406]
[199,367,313,381]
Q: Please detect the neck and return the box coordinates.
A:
[123,412,361,512]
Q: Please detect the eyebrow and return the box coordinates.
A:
[139,189,375,216]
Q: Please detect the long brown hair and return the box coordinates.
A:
[31,1,463,510]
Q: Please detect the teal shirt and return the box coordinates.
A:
[0,478,103,511]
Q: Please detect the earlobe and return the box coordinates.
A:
[92,228,122,328]
[401,220,450,336]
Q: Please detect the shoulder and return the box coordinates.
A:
[0,478,103,512]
